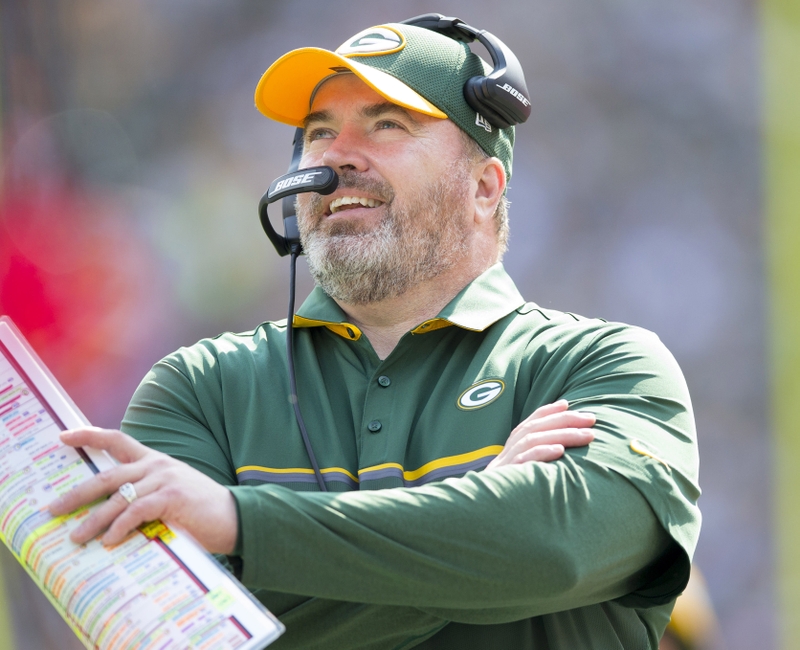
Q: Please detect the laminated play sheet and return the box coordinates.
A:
[0,316,284,650]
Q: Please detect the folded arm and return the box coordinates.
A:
[231,446,673,623]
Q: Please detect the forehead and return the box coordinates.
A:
[308,74,445,127]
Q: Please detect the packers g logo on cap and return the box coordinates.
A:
[336,26,406,57]
[457,379,505,411]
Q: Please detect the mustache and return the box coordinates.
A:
[336,169,395,203]
[298,170,395,217]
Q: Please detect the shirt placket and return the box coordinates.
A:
[357,357,403,489]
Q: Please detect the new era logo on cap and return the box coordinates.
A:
[475,113,493,133]
[337,26,405,56]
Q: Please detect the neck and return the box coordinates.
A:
[336,259,493,360]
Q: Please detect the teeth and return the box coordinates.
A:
[329,196,383,213]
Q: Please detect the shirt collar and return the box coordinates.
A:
[293,263,526,340]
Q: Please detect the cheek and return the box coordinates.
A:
[295,193,324,225]
[300,147,325,167]
[381,147,459,195]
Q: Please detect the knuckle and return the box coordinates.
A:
[57,486,80,505]
[162,471,181,487]
[81,514,98,530]
[161,484,183,503]
[125,500,155,524]
[150,453,173,471]
[96,470,117,488]
[109,430,127,445]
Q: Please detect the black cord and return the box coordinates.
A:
[287,246,327,492]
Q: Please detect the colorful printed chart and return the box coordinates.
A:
[0,316,284,650]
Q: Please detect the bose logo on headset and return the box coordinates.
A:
[269,171,324,197]
[497,83,530,107]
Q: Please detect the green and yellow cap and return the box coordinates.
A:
[255,22,515,180]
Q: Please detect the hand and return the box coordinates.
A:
[486,400,595,470]
[48,427,238,554]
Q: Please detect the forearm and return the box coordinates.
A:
[232,454,672,622]
[270,599,445,650]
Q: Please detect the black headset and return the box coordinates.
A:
[258,15,529,491]
[400,13,531,129]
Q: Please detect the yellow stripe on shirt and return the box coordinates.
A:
[359,445,503,482]
[236,465,360,482]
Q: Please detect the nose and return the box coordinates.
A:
[320,125,370,174]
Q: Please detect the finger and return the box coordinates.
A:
[506,411,595,449]
[529,410,596,431]
[519,428,595,449]
[487,442,567,470]
[501,401,570,447]
[528,400,570,419]
[60,428,150,464]
[510,408,594,440]
[50,462,147,516]
[502,428,594,462]
[512,410,596,437]
[68,486,132,545]
[101,491,169,547]
[69,470,163,545]
[515,444,565,463]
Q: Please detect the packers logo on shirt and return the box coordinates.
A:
[337,26,405,56]
[457,379,505,411]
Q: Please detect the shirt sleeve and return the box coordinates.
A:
[230,448,675,621]
[121,349,237,486]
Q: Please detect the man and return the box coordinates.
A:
[49,18,701,649]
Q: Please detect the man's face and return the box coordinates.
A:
[295,74,478,305]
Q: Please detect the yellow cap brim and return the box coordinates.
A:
[255,48,448,127]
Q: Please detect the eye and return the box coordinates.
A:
[306,127,334,143]
[375,120,403,131]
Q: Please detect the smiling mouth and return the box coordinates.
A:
[329,196,384,214]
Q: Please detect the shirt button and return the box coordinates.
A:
[377,375,391,387]
[367,420,382,433]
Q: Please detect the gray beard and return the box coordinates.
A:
[296,166,471,305]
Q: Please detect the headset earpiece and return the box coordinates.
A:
[464,77,515,130]
[400,13,531,129]
[463,30,530,128]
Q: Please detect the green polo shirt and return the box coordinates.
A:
[121,264,701,650]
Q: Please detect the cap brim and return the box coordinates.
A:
[255,47,448,127]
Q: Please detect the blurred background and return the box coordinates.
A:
[0,0,789,648]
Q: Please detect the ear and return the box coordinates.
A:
[473,157,506,226]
